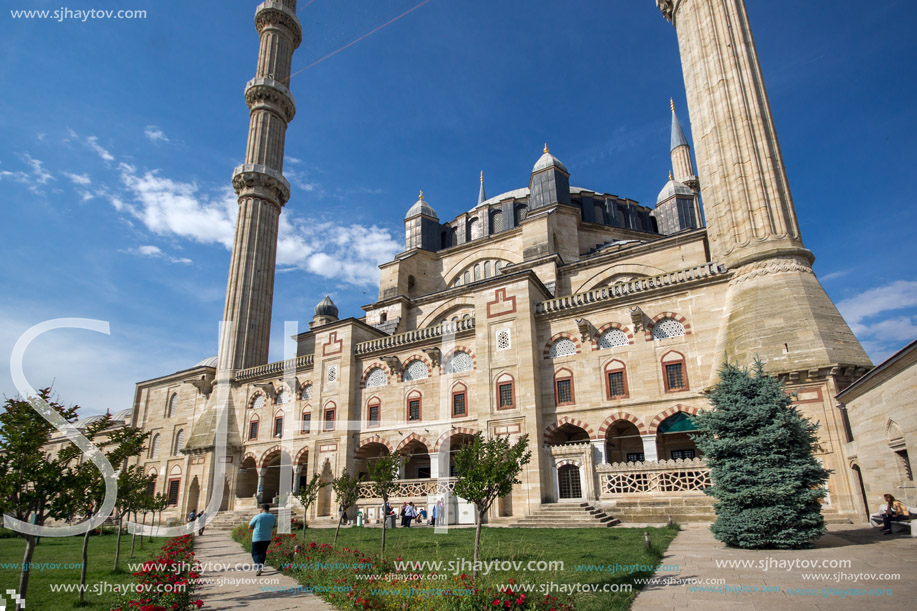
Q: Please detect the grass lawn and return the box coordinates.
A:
[238,524,679,610]
[0,530,169,610]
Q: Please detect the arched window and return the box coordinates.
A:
[367,399,381,428]
[273,414,284,438]
[652,318,686,340]
[166,394,177,418]
[402,360,428,382]
[616,208,626,227]
[466,217,480,242]
[248,416,259,440]
[463,271,471,284]
[661,351,689,392]
[495,373,515,410]
[514,204,527,225]
[451,383,467,418]
[323,403,336,431]
[365,367,387,388]
[495,261,504,274]
[489,209,503,234]
[276,389,290,405]
[598,328,629,350]
[444,351,473,374]
[484,261,492,278]
[554,369,575,406]
[251,394,266,410]
[301,411,311,434]
[594,203,605,225]
[548,337,577,359]
[406,391,422,422]
[173,430,185,455]
[300,384,313,400]
[150,434,161,459]
[604,360,629,399]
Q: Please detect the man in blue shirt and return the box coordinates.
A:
[249,504,276,576]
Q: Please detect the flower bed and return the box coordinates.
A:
[231,525,573,611]
[110,534,203,610]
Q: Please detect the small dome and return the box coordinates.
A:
[404,191,438,220]
[314,295,339,318]
[194,356,218,368]
[656,179,693,205]
[532,144,568,174]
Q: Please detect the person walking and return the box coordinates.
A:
[187,509,197,523]
[404,502,416,528]
[880,493,909,534]
[249,504,276,576]
[431,500,438,526]
[196,510,206,536]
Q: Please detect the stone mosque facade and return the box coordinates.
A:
[126,0,876,526]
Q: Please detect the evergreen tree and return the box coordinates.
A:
[692,360,830,549]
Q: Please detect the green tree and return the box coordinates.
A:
[366,453,402,558]
[692,360,830,549]
[293,473,327,541]
[113,465,156,571]
[0,388,78,603]
[453,433,531,579]
[57,413,151,602]
[331,468,362,547]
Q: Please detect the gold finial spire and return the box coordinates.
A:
[669,170,673,181]
[480,171,484,183]
[543,143,549,154]
[418,190,424,201]
[670,98,675,113]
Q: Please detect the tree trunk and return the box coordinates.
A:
[301,508,308,542]
[18,533,36,603]
[78,526,90,603]
[139,513,146,549]
[380,501,387,558]
[130,511,137,558]
[114,512,123,571]
[472,505,483,580]
[333,512,343,547]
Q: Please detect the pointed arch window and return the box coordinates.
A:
[402,360,428,382]
[406,391,422,422]
[661,351,689,392]
[365,367,387,388]
[451,382,467,417]
[367,398,381,428]
[173,429,185,455]
[166,394,178,418]
[496,373,515,410]
[248,416,259,440]
[554,369,575,406]
[150,433,161,459]
[604,360,629,399]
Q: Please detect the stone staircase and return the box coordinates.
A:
[206,510,254,531]
[512,503,620,528]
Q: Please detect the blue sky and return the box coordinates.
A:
[1,0,915,415]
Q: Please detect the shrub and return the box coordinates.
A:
[109,534,203,610]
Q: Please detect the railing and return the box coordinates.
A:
[357,477,457,499]
[236,354,314,382]
[354,318,475,355]
[596,458,711,496]
[535,263,727,315]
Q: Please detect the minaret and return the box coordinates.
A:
[219,0,302,372]
[478,171,486,205]
[657,0,869,371]
[669,98,697,190]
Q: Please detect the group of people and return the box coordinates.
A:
[186,509,205,536]
[381,499,446,527]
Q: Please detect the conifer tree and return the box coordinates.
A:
[692,360,830,549]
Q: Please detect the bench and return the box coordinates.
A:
[869,503,917,534]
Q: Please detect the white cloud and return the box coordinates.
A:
[837,280,917,326]
[122,244,192,265]
[144,125,169,143]
[85,136,115,162]
[23,154,53,184]
[63,172,91,186]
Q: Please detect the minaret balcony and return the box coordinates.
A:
[245,77,297,123]
[232,163,292,206]
[254,1,303,49]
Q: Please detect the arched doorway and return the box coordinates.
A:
[604,420,646,463]
[400,440,431,479]
[546,423,590,445]
[656,412,701,460]
[260,450,294,504]
[356,442,390,480]
[557,464,583,500]
[236,456,258,501]
[439,432,475,477]
[186,477,200,514]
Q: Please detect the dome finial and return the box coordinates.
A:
[669,170,673,180]
[418,190,424,201]
[543,143,549,154]
[670,97,675,113]
[480,170,484,183]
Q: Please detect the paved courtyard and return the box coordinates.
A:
[193,532,333,610]
[632,523,913,610]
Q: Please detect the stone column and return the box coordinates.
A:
[656,0,870,373]
[591,440,607,465]
[640,435,659,462]
[256,469,265,504]
[219,0,302,372]
[292,466,302,494]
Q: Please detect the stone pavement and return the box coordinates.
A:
[632,523,913,610]
[193,532,334,610]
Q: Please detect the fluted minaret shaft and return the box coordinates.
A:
[658,0,805,268]
[219,1,302,372]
